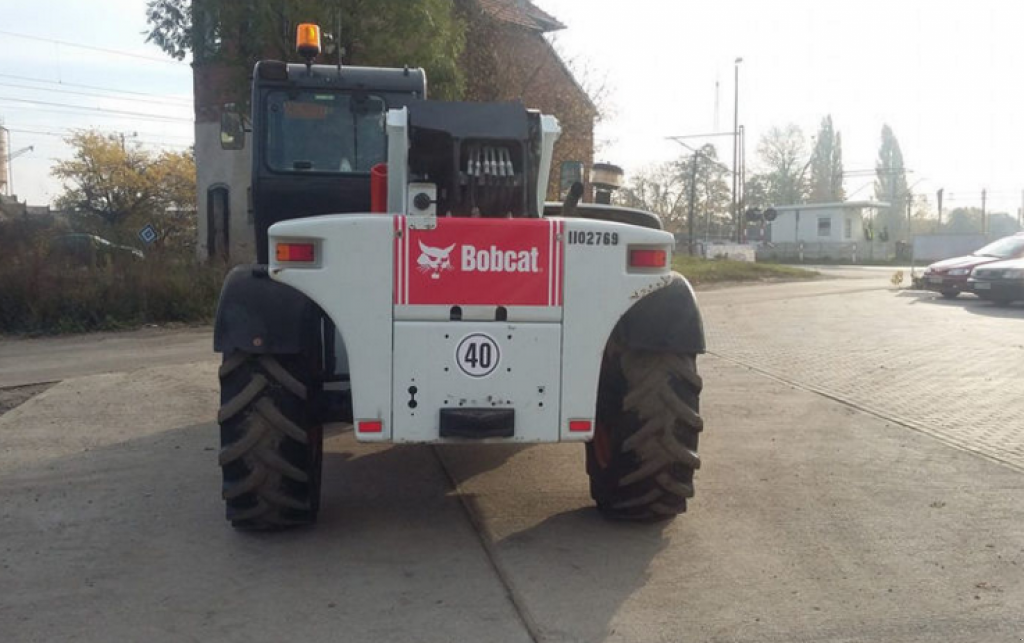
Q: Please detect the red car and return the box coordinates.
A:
[922,233,1024,298]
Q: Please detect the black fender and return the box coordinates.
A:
[213,264,322,355]
[611,272,706,355]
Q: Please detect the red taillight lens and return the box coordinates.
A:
[276,242,316,263]
[629,248,668,268]
[357,420,383,434]
[569,419,593,433]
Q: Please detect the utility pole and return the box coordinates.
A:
[739,125,746,242]
[906,192,913,238]
[936,188,944,229]
[981,188,987,236]
[688,151,699,256]
[732,57,743,243]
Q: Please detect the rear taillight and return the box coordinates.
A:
[629,248,668,269]
[569,419,593,433]
[357,420,383,434]
[276,242,316,263]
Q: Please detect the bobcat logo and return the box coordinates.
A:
[417,241,456,280]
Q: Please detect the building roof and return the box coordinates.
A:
[772,200,891,212]
[475,0,566,32]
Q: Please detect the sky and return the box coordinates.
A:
[1,1,1023,216]
[0,0,193,205]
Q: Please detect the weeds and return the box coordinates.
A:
[0,219,225,335]
[673,255,819,287]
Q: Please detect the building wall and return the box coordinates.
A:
[194,120,254,262]
[770,208,865,244]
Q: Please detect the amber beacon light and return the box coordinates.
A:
[296,23,322,62]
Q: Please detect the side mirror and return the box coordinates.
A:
[220,106,245,151]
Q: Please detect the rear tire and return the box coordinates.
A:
[940,290,959,299]
[218,352,323,530]
[587,345,704,521]
[992,298,1012,307]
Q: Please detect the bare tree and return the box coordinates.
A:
[749,124,810,207]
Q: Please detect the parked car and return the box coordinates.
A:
[967,258,1024,305]
[48,233,145,266]
[922,233,1024,298]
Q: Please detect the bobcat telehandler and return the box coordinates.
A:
[213,23,706,529]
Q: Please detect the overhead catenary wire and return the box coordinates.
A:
[0,81,191,108]
[0,72,192,104]
[0,96,192,123]
[0,29,189,67]
[6,126,193,143]
[6,128,192,150]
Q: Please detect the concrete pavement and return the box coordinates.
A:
[2,274,1023,642]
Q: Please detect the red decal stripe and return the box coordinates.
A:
[555,221,564,306]
[403,217,409,305]
[547,220,554,306]
[393,216,400,304]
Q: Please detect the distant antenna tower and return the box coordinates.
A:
[712,78,720,133]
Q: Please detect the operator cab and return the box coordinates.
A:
[243,58,426,262]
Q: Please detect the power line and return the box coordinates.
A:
[7,126,192,142]
[0,72,192,104]
[0,29,188,67]
[6,128,192,149]
[0,104,193,124]
[0,96,192,123]
[0,81,191,108]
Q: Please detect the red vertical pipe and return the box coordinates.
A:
[370,163,388,213]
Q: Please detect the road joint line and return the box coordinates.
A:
[430,446,542,643]
[706,351,1024,474]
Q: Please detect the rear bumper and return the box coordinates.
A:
[967,279,1024,301]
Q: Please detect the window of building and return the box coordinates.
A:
[207,186,230,261]
[845,217,853,239]
[818,217,832,237]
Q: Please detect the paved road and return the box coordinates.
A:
[1,274,1022,642]
[0,326,212,388]
[699,279,1024,470]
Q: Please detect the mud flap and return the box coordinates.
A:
[611,272,705,355]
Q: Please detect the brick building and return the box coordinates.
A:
[192,0,595,262]
[458,0,597,201]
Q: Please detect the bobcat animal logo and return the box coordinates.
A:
[417,241,456,280]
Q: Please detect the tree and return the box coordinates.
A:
[673,145,731,238]
[942,209,1022,237]
[808,115,845,203]
[52,131,197,251]
[874,124,910,240]
[145,0,466,100]
[748,124,809,208]
[618,146,730,238]
[616,163,684,226]
[942,208,981,235]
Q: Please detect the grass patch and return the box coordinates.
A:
[673,255,819,287]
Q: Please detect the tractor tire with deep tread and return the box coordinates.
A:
[586,346,703,522]
[218,351,323,530]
